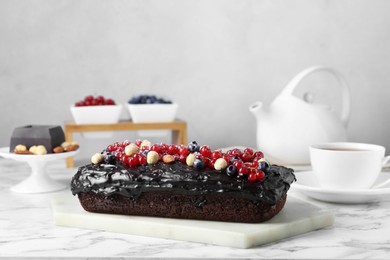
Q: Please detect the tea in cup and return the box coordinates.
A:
[309,142,390,190]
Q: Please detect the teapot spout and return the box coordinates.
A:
[249,101,266,120]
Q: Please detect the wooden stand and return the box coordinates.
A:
[64,120,187,168]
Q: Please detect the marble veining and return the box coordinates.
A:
[0,158,390,259]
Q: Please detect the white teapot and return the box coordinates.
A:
[249,66,351,165]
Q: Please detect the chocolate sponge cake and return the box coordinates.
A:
[71,140,295,223]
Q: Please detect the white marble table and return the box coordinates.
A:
[1,158,390,259]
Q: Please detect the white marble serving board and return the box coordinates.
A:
[51,193,334,249]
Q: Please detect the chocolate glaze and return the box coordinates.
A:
[71,161,295,206]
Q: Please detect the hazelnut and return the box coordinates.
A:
[61,142,70,148]
[65,144,79,151]
[53,146,64,153]
[125,143,139,156]
[162,154,175,164]
[140,139,152,149]
[186,153,196,166]
[91,153,104,164]
[147,150,159,164]
[14,144,27,153]
[214,158,228,170]
[29,145,38,154]
[35,145,47,155]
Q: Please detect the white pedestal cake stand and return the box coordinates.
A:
[0,147,78,193]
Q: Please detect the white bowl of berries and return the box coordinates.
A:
[71,95,123,138]
[127,95,178,137]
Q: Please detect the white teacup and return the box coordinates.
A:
[310,142,390,190]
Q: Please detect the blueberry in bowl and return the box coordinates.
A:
[128,95,173,105]
[127,95,178,137]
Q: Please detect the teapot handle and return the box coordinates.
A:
[280,66,351,126]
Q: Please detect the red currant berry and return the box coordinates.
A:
[203,157,211,168]
[141,145,150,151]
[241,152,253,162]
[229,148,242,157]
[254,151,264,158]
[168,144,179,155]
[244,162,252,168]
[251,160,259,168]
[122,140,131,147]
[107,145,115,152]
[96,95,104,103]
[199,145,212,158]
[120,154,129,163]
[250,167,257,175]
[208,158,216,169]
[211,150,223,159]
[133,153,141,162]
[238,166,250,175]
[150,144,162,153]
[135,139,143,147]
[104,98,115,105]
[138,155,147,165]
[244,148,254,156]
[256,170,265,181]
[233,160,244,170]
[178,145,190,157]
[160,143,169,153]
[223,155,230,165]
[114,151,123,158]
[127,156,139,167]
[84,95,94,102]
[248,172,257,182]
[209,158,218,169]
[252,156,262,164]
[178,154,187,164]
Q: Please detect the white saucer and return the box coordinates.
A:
[292,170,390,204]
[0,147,78,193]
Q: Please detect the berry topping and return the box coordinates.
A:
[241,152,253,162]
[211,150,223,160]
[138,154,147,165]
[91,153,104,164]
[186,153,196,166]
[199,145,212,158]
[125,143,139,156]
[178,145,190,157]
[232,160,244,170]
[193,158,205,170]
[127,155,139,167]
[104,153,116,164]
[188,141,200,153]
[238,166,250,176]
[214,158,228,170]
[248,172,257,182]
[256,170,266,181]
[168,144,179,155]
[258,161,270,171]
[226,165,237,177]
[93,139,269,183]
[147,151,160,164]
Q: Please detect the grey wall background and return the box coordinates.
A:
[1,0,390,164]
